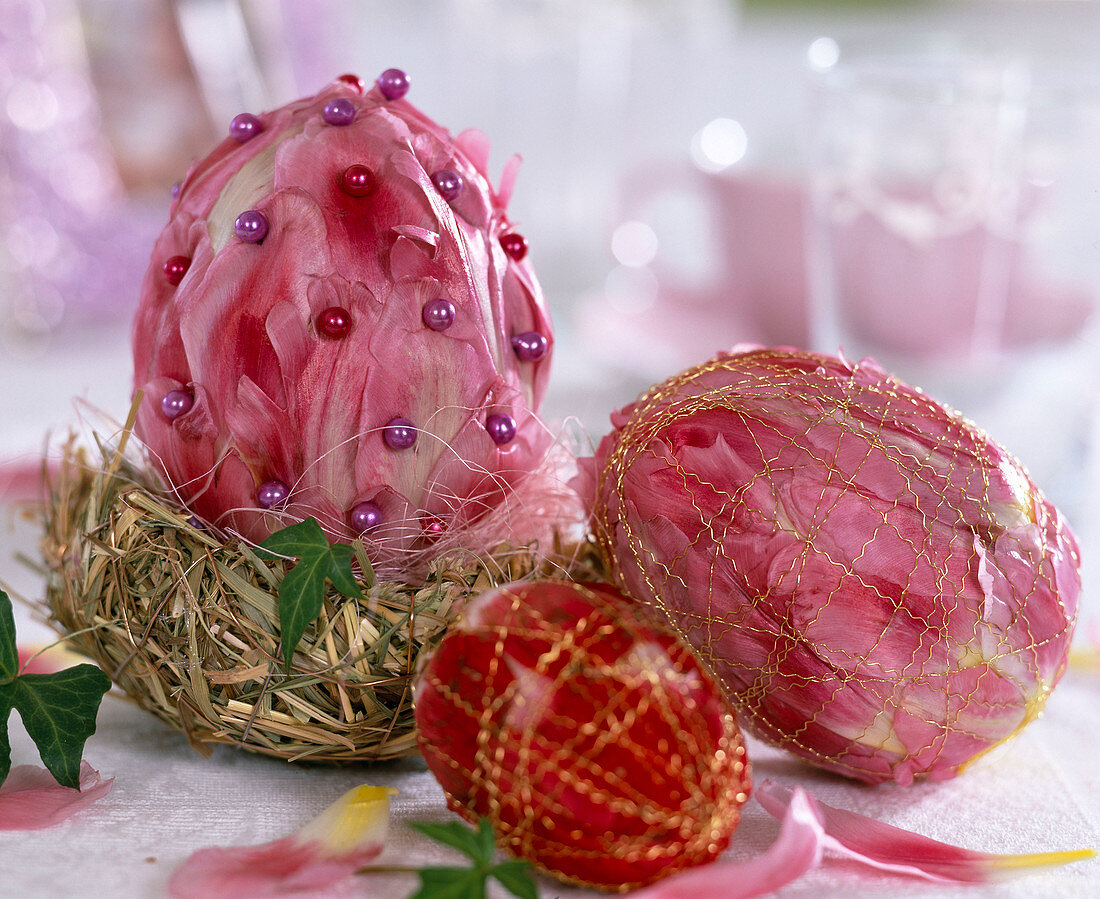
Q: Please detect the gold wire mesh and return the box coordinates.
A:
[592,348,1079,785]
[41,435,603,763]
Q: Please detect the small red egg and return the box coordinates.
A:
[415,579,751,891]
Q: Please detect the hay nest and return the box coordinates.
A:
[41,430,602,764]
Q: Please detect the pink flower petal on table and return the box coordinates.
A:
[17,643,85,675]
[168,785,394,899]
[0,762,113,830]
[0,457,50,504]
[631,789,826,898]
[757,780,1096,882]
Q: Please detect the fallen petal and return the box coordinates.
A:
[17,643,85,675]
[168,784,394,899]
[0,762,113,831]
[0,457,48,504]
[631,789,825,898]
[757,780,1095,883]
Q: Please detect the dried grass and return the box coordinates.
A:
[41,429,602,763]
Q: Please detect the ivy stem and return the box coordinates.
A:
[356,864,422,875]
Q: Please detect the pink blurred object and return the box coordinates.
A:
[588,346,1080,785]
[581,170,809,381]
[16,642,82,675]
[132,74,554,575]
[0,762,113,831]
[0,1,162,335]
[808,36,1100,398]
[596,165,1091,378]
[0,458,48,505]
[17,647,60,676]
[643,171,810,349]
[824,185,1093,359]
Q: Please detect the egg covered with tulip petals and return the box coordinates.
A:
[132,73,553,576]
[588,347,1081,785]
[415,580,751,891]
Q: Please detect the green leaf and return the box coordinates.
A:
[328,543,361,599]
[257,520,364,670]
[409,819,492,863]
[0,589,18,682]
[408,817,537,899]
[490,860,539,899]
[408,866,488,899]
[257,517,330,560]
[277,552,330,670]
[0,588,111,790]
[0,684,13,784]
[474,818,499,866]
[11,666,111,789]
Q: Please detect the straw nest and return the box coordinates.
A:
[41,429,601,764]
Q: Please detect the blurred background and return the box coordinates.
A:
[3,0,1100,568]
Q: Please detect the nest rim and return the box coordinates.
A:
[40,431,601,764]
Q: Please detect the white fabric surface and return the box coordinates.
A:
[2,501,1099,899]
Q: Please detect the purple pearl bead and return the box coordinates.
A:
[486,414,517,446]
[511,331,548,362]
[257,480,289,509]
[383,417,417,450]
[230,112,263,142]
[350,501,383,532]
[187,515,205,530]
[322,97,355,126]
[422,298,456,331]
[377,68,410,101]
[171,181,181,198]
[431,170,463,202]
[235,210,268,243]
[161,389,194,420]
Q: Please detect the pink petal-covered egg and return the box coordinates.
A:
[132,72,553,577]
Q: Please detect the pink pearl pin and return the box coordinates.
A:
[317,307,351,338]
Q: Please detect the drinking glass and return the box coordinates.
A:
[807,35,1100,532]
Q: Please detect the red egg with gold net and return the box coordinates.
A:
[414,580,751,892]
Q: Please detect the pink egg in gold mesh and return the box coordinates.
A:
[588,347,1081,786]
[131,73,555,579]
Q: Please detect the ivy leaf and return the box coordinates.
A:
[328,544,361,599]
[0,687,12,784]
[0,589,18,680]
[409,866,488,899]
[490,860,540,899]
[409,817,539,899]
[257,518,363,670]
[255,517,330,559]
[276,553,331,671]
[0,588,111,788]
[410,819,495,865]
[11,669,112,789]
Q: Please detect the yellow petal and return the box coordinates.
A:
[987,847,1097,874]
[296,785,397,857]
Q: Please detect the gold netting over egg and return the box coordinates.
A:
[590,348,1079,785]
[41,429,602,763]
